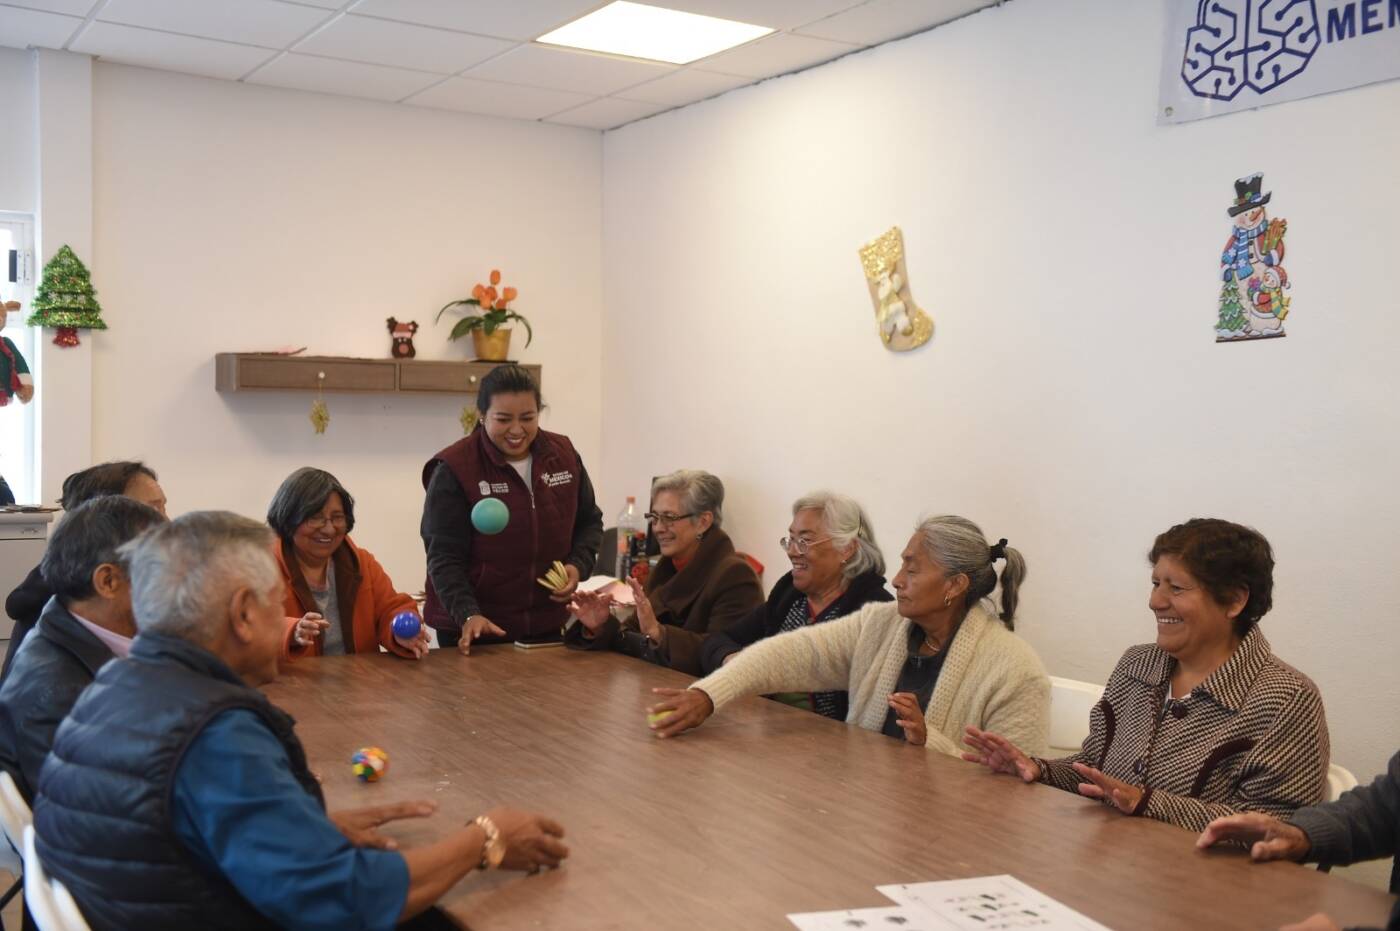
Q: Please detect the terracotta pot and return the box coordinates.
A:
[471,328,512,362]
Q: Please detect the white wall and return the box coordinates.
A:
[91,63,603,589]
[601,0,1400,864]
[0,48,36,211]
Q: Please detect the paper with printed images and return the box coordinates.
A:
[875,875,1112,931]
[788,904,947,931]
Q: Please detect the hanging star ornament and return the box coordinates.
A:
[310,399,330,435]
[460,406,479,435]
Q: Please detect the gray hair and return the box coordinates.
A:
[792,490,884,580]
[119,511,281,646]
[651,469,725,528]
[914,515,1026,629]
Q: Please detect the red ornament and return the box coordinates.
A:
[52,326,80,348]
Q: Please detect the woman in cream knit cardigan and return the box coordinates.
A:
[649,516,1050,757]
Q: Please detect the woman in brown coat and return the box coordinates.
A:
[565,470,762,674]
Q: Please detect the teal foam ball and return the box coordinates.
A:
[471,497,509,535]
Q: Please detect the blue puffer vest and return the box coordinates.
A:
[33,632,324,931]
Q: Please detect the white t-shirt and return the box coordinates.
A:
[508,454,532,488]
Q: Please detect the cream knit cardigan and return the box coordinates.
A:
[691,601,1050,757]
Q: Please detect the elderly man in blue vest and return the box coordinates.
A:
[33,511,568,931]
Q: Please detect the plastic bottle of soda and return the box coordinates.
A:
[616,496,645,579]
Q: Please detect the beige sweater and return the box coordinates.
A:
[691,601,1050,757]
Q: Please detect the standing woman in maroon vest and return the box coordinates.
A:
[420,365,604,653]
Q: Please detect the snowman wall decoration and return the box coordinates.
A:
[1216,173,1291,342]
[0,301,34,406]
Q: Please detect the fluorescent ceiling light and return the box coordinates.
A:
[537,1,773,65]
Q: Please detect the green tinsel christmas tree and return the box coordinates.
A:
[1215,281,1246,338]
[28,245,106,347]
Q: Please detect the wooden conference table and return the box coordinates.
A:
[264,647,1397,930]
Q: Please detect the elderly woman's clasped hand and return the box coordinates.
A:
[646,687,714,738]
[293,612,330,647]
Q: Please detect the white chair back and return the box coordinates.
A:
[1048,676,1104,754]
[1326,763,1358,803]
[22,824,92,931]
[0,771,29,874]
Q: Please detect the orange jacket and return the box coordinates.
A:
[277,536,419,660]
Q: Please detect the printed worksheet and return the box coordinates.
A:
[787,904,948,930]
[874,875,1112,931]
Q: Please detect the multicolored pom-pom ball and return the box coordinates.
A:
[351,746,389,782]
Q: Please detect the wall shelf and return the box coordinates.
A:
[214,354,541,395]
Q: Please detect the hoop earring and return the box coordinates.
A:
[697,531,705,542]
[943,595,951,607]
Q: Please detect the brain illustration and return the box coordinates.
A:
[1181,0,1321,100]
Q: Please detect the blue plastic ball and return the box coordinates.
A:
[471,497,509,535]
[391,612,421,640]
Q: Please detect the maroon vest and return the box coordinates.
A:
[422,428,581,640]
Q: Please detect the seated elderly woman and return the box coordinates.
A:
[963,518,1329,832]
[3,459,168,683]
[698,491,893,720]
[565,469,763,675]
[268,467,431,659]
[649,516,1049,756]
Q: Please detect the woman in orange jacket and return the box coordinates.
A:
[267,467,431,660]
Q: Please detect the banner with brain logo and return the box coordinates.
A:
[1160,0,1400,123]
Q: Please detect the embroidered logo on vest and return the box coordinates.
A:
[542,470,574,487]
[478,480,491,495]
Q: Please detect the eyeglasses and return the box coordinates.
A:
[303,514,348,530]
[780,536,832,555]
[645,511,695,527]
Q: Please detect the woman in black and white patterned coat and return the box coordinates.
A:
[962,518,1329,833]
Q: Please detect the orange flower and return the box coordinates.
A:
[494,298,508,310]
[489,269,501,286]
[502,286,518,302]
[471,283,486,302]
[484,286,498,305]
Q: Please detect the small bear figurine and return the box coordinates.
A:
[0,300,35,406]
[387,317,419,359]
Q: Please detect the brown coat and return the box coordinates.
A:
[565,528,763,675]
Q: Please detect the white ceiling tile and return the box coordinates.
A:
[349,0,594,41]
[0,0,95,15]
[69,21,276,80]
[795,0,995,45]
[615,67,748,106]
[96,0,329,49]
[245,50,442,100]
[545,96,670,130]
[283,0,342,7]
[661,0,858,31]
[405,75,594,120]
[464,44,673,97]
[294,13,513,73]
[0,6,82,49]
[696,32,855,79]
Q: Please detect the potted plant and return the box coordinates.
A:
[436,269,533,362]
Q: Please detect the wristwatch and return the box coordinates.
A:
[473,815,505,870]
